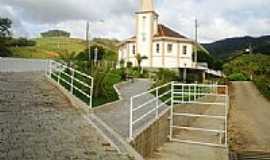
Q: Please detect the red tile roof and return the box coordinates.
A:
[156,24,187,39]
[125,24,188,41]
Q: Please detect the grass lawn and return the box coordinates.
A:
[9,37,87,59]
[8,37,119,61]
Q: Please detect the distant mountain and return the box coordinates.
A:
[202,35,270,59]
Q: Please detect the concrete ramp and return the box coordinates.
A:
[147,143,228,160]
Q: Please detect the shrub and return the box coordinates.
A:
[152,69,177,88]
[228,73,249,81]
[126,61,133,68]
[41,30,70,38]
[0,46,12,57]
[254,76,270,99]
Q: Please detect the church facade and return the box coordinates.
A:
[118,0,196,69]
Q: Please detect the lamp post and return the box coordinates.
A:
[194,18,198,63]
[85,20,104,68]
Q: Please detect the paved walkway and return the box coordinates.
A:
[0,58,48,72]
[0,72,132,160]
[94,79,169,139]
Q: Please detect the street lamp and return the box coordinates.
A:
[86,20,104,62]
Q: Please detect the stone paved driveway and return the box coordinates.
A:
[0,72,132,160]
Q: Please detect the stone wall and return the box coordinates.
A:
[130,108,171,158]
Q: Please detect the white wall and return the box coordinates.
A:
[119,41,193,69]
[136,13,155,67]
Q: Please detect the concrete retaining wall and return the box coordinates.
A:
[130,108,171,158]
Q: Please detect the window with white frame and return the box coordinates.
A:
[167,44,173,53]
[156,43,160,53]
[132,45,136,54]
[183,45,187,55]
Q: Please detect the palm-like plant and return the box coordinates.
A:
[135,53,147,73]
[57,50,77,68]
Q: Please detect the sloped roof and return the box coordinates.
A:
[155,24,187,39]
[121,24,190,46]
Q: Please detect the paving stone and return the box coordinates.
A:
[0,72,133,160]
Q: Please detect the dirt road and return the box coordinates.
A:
[229,81,270,152]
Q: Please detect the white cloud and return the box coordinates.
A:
[0,0,269,42]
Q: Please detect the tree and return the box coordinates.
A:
[0,17,12,57]
[41,30,70,38]
[135,53,147,73]
[0,18,12,38]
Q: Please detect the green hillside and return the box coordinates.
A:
[203,35,270,59]
[223,54,270,99]
[9,37,119,60]
[9,37,86,58]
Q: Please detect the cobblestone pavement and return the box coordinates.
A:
[0,72,133,160]
[94,79,169,138]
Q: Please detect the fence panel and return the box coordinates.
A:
[170,83,229,147]
[46,60,94,108]
[129,81,229,148]
[129,82,171,139]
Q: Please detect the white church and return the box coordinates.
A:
[118,0,223,77]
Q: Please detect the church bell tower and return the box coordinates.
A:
[136,0,158,67]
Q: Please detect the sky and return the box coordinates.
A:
[0,0,269,43]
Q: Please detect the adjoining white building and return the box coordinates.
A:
[118,0,223,78]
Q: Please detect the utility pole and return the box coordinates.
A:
[194,18,198,63]
[86,21,89,42]
[57,31,60,49]
[86,21,91,61]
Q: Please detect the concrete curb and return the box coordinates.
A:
[89,114,144,160]
[93,78,152,111]
[45,76,91,114]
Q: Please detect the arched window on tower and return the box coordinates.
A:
[142,16,147,42]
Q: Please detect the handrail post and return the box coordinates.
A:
[70,68,74,94]
[155,88,159,118]
[49,60,52,78]
[225,86,229,147]
[188,85,191,102]
[57,65,61,84]
[169,82,174,141]
[90,78,94,109]
[194,84,197,101]
[182,85,184,103]
[129,97,133,140]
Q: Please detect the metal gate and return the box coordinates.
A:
[169,82,229,147]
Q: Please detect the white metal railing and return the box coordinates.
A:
[170,82,229,147]
[46,60,94,108]
[129,82,172,139]
[129,81,229,148]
